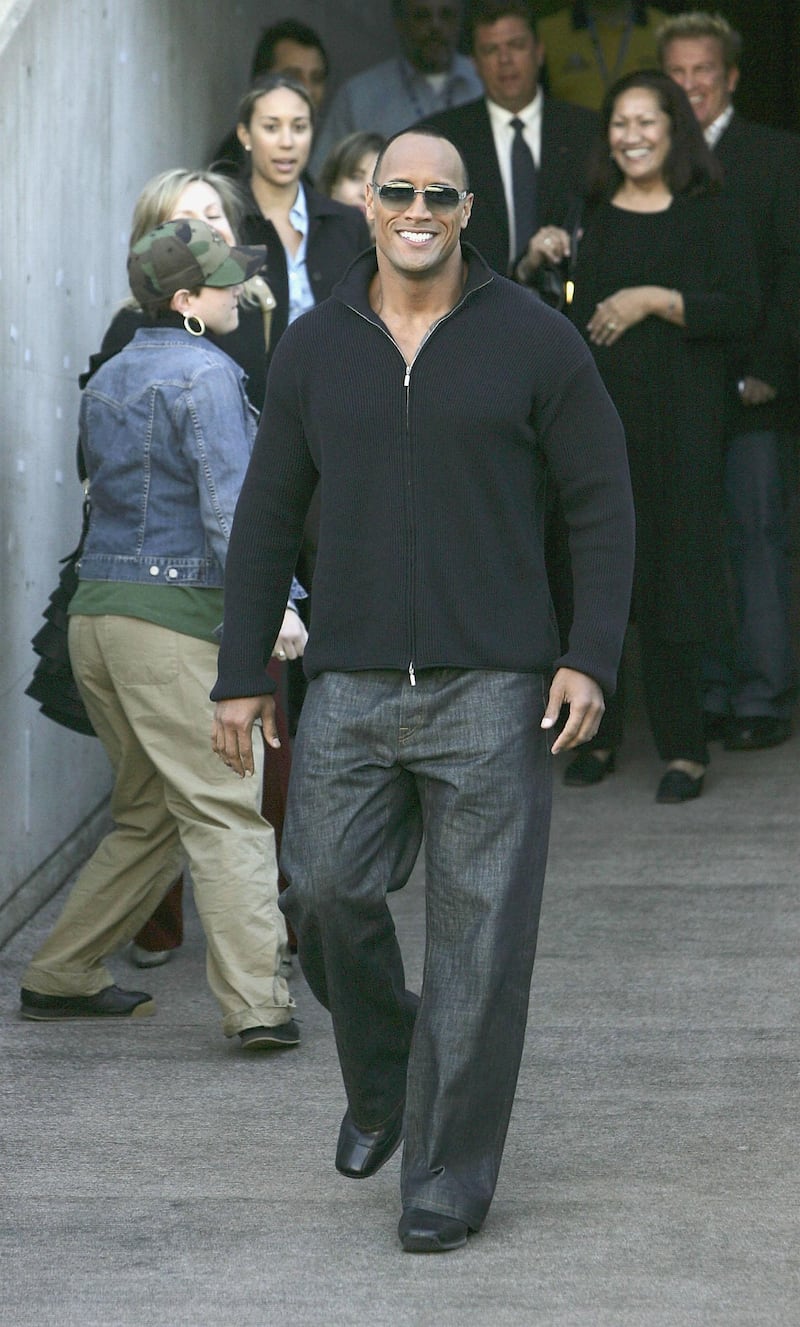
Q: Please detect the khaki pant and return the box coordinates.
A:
[23,615,292,1037]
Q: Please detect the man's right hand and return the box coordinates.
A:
[212,694,278,778]
[739,376,777,406]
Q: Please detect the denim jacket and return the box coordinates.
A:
[78,327,258,589]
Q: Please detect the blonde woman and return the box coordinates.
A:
[22,222,300,1050]
[87,168,276,410]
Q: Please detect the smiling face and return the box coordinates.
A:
[366,133,472,279]
[661,35,738,132]
[608,86,672,188]
[238,87,313,189]
[472,15,543,113]
[168,180,235,246]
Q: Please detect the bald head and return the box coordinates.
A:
[373,129,469,192]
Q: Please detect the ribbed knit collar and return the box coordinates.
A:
[332,242,495,323]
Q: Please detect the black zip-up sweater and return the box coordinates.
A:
[212,244,634,701]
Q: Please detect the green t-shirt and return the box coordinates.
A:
[69,581,224,644]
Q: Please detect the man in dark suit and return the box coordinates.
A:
[421,0,597,276]
[660,12,800,750]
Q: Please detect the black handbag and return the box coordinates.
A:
[533,196,584,312]
[25,482,97,737]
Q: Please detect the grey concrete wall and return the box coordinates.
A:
[0,0,397,943]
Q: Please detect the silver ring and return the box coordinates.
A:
[544,237,553,246]
[606,321,616,331]
[277,649,286,659]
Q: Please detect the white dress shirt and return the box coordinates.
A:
[486,89,544,263]
[704,103,734,149]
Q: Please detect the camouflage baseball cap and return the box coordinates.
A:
[127,218,265,309]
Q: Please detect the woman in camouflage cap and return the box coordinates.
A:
[81,172,307,974]
[20,220,303,1053]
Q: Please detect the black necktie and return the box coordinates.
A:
[510,117,538,263]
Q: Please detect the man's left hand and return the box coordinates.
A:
[541,667,605,754]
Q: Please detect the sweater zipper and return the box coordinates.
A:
[346,276,492,687]
[403,361,415,683]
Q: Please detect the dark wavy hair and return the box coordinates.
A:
[586,69,723,205]
[250,19,328,81]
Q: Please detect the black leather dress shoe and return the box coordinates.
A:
[398,1207,469,1253]
[335,1105,404,1179]
[20,984,155,1020]
[724,716,791,751]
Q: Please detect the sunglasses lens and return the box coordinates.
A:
[378,185,415,208]
[425,187,461,210]
[377,185,463,211]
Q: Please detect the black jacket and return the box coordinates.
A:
[213,245,634,702]
[715,113,800,432]
[421,95,597,273]
[239,183,371,352]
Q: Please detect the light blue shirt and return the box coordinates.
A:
[310,53,484,179]
[286,184,316,327]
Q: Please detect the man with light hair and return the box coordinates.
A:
[659,10,800,751]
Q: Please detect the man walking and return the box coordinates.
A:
[211,128,634,1251]
[660,11,800,749]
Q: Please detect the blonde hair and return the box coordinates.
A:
[124,169,272,326]
[129,168,246,246]
[656,11,742,71]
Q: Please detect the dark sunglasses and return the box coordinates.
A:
[374,182,468,212]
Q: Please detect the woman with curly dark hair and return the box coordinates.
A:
[542,71,759,800]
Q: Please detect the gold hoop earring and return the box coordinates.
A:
[184,313,205,337]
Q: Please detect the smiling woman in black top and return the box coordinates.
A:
[561,70,758,801]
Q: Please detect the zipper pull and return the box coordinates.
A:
[404,365,410,388]
[408,661,416,687]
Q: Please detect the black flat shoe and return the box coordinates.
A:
[656,769,704,804]
[723,716,791,751]
[20,984,155,1020]
[563,749,616,786]
[335,1104,404,1179]
[398,1207,469,1253]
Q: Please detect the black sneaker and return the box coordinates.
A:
[20,984,155,1020]
[239,1020,300,1051]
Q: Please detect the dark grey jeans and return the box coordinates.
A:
[279,668,552,1230]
